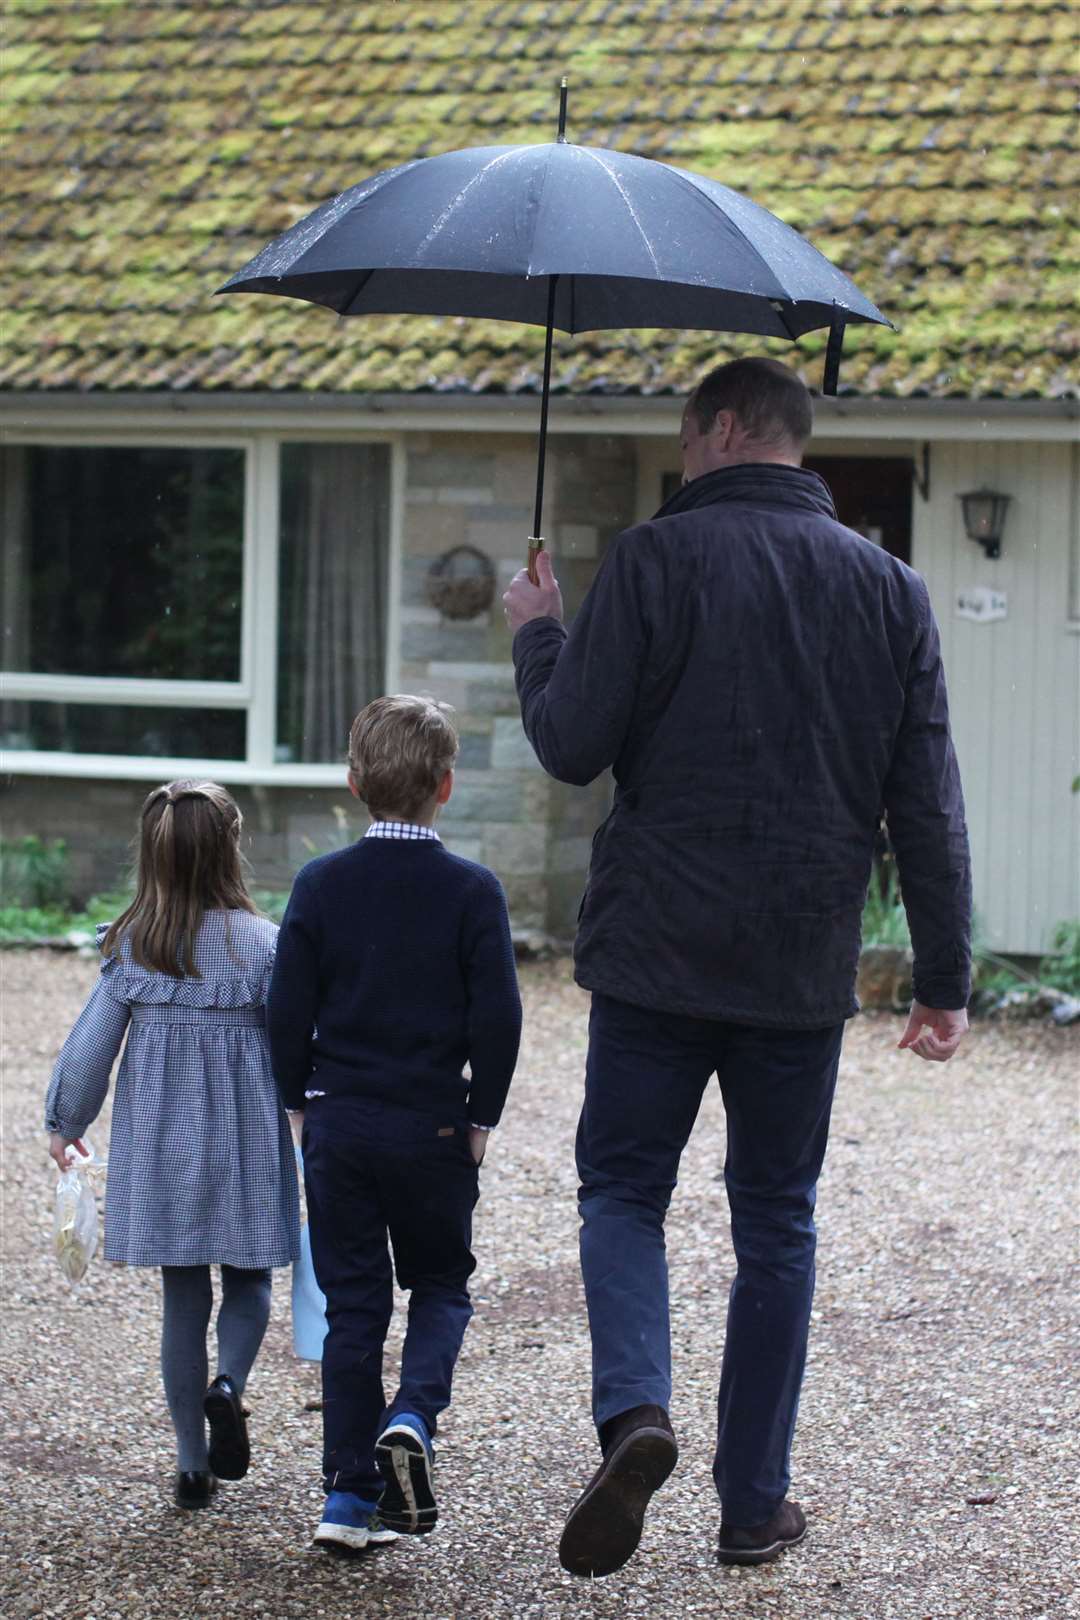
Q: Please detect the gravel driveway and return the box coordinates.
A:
[2,950,1076,1620]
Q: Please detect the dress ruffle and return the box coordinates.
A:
[96,920,275,1009]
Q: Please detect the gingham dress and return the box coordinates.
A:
[44,911,300,1269]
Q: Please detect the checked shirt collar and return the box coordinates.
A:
[364,820,441,842]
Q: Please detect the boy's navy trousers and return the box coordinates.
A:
[302,1096,479,1498]
[577,993,843,1529]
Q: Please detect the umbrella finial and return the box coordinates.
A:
[557,77,568,143]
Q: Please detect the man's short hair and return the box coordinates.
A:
[348,694,459,820]
[689,357,813,450]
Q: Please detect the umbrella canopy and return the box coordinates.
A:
[220,141,887,340]
[220,95,890,577]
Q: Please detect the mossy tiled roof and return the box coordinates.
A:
[3,0,1077,398]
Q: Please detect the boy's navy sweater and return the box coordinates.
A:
[267,839,522,1125]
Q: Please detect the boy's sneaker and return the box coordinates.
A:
[375,1414,437,1534]
[313,1490,399,1556]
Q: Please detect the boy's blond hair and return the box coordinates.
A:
[348,695,459,820]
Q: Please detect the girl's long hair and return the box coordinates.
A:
[101,781,256,978]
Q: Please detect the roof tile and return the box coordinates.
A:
[2,0,1076,398]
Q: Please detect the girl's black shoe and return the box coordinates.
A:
[204,1373,251,1480]
[175,1470,217,1509]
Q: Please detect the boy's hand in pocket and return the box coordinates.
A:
[467,1126,490,1167]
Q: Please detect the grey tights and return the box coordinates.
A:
[160,1264,272,1472]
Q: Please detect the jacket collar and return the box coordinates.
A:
[654,462,837,523]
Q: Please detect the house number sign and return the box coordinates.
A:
[955,586,1008,623]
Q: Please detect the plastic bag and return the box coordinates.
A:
[291,1144,328,1361]
[53,1141,100,1284]
[292,1221,329,1361]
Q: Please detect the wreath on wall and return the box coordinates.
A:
[425,545,496,621]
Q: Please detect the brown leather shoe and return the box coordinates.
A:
[558,1404,678,1578]
[717,1499,807,1566]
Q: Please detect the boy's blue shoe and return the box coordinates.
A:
[375,1414,437,1534]
[313,1490,399,1556]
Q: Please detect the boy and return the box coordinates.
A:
[268,695,522,1554]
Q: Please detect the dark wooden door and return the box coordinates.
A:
[803,455,913,563]
[661,456,914,565]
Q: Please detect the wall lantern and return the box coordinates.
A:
[958,488,1010,560]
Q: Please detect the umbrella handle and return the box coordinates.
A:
[527,536,544,586]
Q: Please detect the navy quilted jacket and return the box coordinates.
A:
[513,463,972,1026]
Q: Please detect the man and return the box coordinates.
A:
[502,357,971,1578]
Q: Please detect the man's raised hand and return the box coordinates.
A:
[503,548,564,634]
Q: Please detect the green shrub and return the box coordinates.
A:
[0,904,70,943]
[0,889,133,943]
[861,859,911,948]
[1039,920,1080,996]
[0,836,70,909]
[68,891,134,931]
[252,889,291,924]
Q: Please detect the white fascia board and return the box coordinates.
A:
[2,750,348,788]
[3,392,1077,443]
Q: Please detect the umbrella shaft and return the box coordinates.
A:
[532,274,559,542]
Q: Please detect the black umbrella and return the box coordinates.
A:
[220,84,890,581]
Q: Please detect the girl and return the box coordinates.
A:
[45,780,300,1508]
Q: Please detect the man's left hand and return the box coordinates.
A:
[503,549,563,634]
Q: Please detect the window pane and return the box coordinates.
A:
[0,702,245,759]
[276,442,390,764]
[1,445,244,680]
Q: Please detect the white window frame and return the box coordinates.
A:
[0,424,404,785]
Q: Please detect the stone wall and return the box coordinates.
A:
[0,775,371,907]
[399,429,637,938]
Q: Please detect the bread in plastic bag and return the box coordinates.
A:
[53,1141,100,1283]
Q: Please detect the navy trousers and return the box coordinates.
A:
[302,1097,479,1498]
[577,993,843,1528]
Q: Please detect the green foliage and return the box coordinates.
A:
[69,891,133,930]
[972,918,1080,1008]
[0,836,70,908]
[861,859,911,948]
[251,890,291,924]
[0,889,131,944]
[1038,920,1080,996]
[971,908,1023,993]
[0,904,70,943]
[973,959,1026,997]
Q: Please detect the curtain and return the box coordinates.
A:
[278,444,390,764]
[0,446,32,744]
